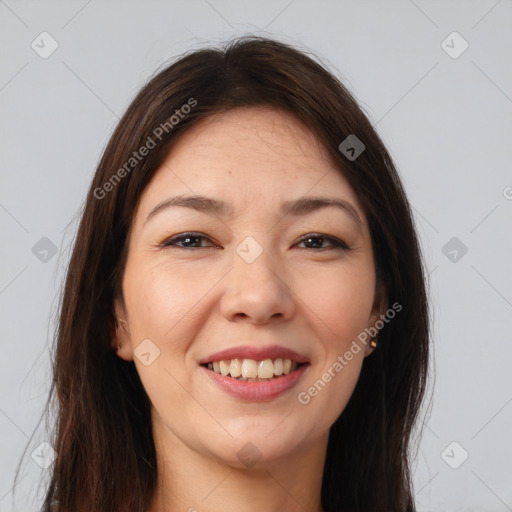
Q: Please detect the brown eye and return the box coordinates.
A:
[161,233,218,249]
[296,234,350,251]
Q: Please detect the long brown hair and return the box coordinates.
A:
[18,36,431,511]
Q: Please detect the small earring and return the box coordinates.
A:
[370,336,378,348]
[117,341,123,351]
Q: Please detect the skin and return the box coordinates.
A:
[112,107,385,512]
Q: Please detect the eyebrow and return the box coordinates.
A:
[144,194,362,227]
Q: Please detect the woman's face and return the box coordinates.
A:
[114,106,383,468]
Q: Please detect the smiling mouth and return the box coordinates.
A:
[201,358,307,382]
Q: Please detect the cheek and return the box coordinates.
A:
[124,258,215,340]
[122,261,208,408]
[301,355,364,434]
[298,262,376,345]
[293,262,374,431]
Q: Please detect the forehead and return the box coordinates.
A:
[171,106,334,170]
[136,107,364,221]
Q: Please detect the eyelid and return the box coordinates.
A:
[295,233,351,251]
[161,232,350,251]
[160,232,219,249]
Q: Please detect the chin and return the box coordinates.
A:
[202,426,309,468]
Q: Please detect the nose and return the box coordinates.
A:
[219,242,296,325]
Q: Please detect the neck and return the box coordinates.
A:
[147,409,327,512]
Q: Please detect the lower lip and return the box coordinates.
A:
[200,364,310,401]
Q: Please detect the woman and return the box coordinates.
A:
[33,36,430,511]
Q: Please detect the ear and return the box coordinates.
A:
[363,281,388,357]
[111,297,133,361]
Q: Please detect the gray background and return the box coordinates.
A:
[1,1,511,511]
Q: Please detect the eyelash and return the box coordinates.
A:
[160,232,351,251]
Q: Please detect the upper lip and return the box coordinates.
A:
[199,344,310,364]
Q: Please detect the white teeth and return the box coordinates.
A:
[258,359,274,379]
[206,357,301,380]
[219,360,230,376]
[230,358,242,378]
[241,359,258,379]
